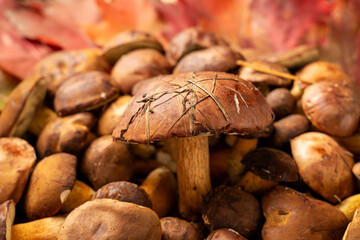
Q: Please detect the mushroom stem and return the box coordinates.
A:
[60,180,95,213]
[177,136,211,220]
[12,216,66,240]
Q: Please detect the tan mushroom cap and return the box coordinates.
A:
[160,217,203,240]
[113,72,273,144]
[102,30,164,66]
[0,200,15,240]
[0,75,46,137]
[35,48,110,95]
[24,153,77,220]
[207,229,247,240]
[0,137,36,204]
[58,199,162,240]
[54,71,119,116]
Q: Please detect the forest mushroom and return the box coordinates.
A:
[80,135,134,190]
[113,72,273,219]
[0,200,15,240]
[206,229,247,240]
[54,71,118,116]
[0,75,46,137]
[0,137,36,204]
[93,181,152,209]
[111,49,171,94]
[24,153,77,220]
[336,194,360,221]
[58,199,162,240]
[60,180,95,213]
[160,217,203,240]
[266,88,296,119]
[343,207,360,240]
[102,30,164,66]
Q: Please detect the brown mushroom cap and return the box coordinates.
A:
[207,229,247,240]
[0,75,46,137]
[113,72,273,144]
[238,60,292,87]
[35,49,110,95]
[302,81,360,137]
[93,181,152,209]
[160,217,203,240]
[0,200,15,240]
[37,112,96,158]
[262,186,348,240]
[102,30,164,66]
[58,199,162,240]
[173,46,243,74]
[111,49,171,94]
[266,88,296,119]
[97,95,132,135]
[241,147,299,182]
[80,135,134,190]
[166,28,226,65]
[202,185,262,238]
[291,132,354,203]
[24,153,77,220]
[0,137,36,204]
[54,71,119,116]
[343,207,360,240]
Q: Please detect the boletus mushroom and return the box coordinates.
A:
[160,217,203,240]
[113,72,273,219]
[206,229,247,240]
[0,200,15,240]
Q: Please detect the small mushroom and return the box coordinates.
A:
[343,207,360,240]
[236,171,278,196]
[161,217,203,240]
[140,166,176,218]
[336,194,360,221]
[202,185,262,238]
[0,137,36,204]
[0,200,15,240]
[206,229,247,240]
[80,135,134,190]
[302,81,360,137]
[24,153,77,220]
[37,112,96,158]
[102,30,164,66]
[166,28,225,65]
[93,181,152,209]
[335,132,360,157]
[111,49,171,94]
[54,71,119,116]
[291,132,354,203]
[28,105,58,136]
[173,45,242,74]
[0,75,46,137]
[35,48,110,95]
[58,199,162,240]
[60,180,95,213]
[262,186,348,240]
[266,88,296,119]
[11,215,66,240]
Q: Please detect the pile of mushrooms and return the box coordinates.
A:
[0,27,360,240]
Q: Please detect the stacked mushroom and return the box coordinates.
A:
[0,27,360,240]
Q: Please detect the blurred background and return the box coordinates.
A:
[1,0,359,107]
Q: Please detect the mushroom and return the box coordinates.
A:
[0,200,15,240]
[80,135,134,190]
[54,71,119,116]
[236,171,278,196]
[291,132,354,203]
[35,48,110,95]
[60,180,95,213]
[58,199,162,240]
[36,112,96,158]
[202,185,262,238]
[112,72,273,219]
[206,229,247,240]
[93,181,152,209]
[302,81,360,137]
[262,186,348,240]
[111,49,171,94]
[336,194,360,221]
[23,153,77,220]
[102,30,164,66]
[0,137,36,204]
[0,75,46,137]
[28,105,58,136]
[266,88,296,119]
[343,207,360,240]
[166,28,225,65]
[161,217,203,240]
[173,45,243,74]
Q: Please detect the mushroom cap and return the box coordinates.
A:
[207,229,247,240]
[0,200,15,240]
[58,199,162,240]
[160,217,203,240]
[0,75,46,137]
[102,30,164,66]
[54,71,119,116]
[113,72,273,144]
[24,153,77,220]
[0,137,36,204]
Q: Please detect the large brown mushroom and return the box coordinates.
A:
[113,72,273,219]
